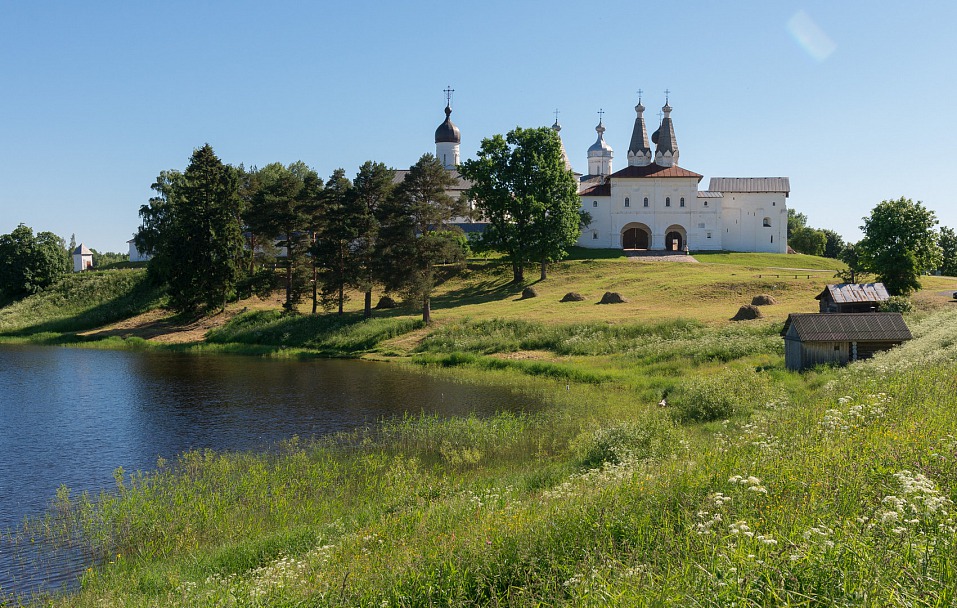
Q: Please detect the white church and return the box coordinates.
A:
[431,92,790,253]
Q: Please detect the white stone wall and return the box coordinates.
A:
[719,192,788,253]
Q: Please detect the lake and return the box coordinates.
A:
[0,344,533,600]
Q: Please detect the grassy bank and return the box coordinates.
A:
[4,254,957,606]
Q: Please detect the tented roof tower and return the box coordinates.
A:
[627,95,652,167]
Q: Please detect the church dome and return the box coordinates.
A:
[587,121,613,157]
[435,105,461,144]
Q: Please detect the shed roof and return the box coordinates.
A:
[73,244,92,255]
[816,283,890,304]
[709,177,790,194]
[782,313,911,342]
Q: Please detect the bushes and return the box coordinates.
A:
[669,369,773,423]
[879,295,913,313]
[572,417,677,467]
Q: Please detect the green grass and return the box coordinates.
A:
[6,254,957,606]
[0,269,165,337]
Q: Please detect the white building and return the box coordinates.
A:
[575,97,789,252]
[72,244,93,272]
[127,238,151,262]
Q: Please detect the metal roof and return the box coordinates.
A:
[697,191,723,198]
[73,244,92,255]
[608,164,703,180]
[708,177,790,194]
[782,313,911,342]
[580,182,611,196]
[816,283,890,304]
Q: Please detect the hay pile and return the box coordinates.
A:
[731,304,763,321]
[374,296,399,309]
[751,294,776,306]
[598,292,628,304]
[560,292,585,302]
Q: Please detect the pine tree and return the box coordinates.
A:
[378,154,466,324]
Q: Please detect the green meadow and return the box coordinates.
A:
[4,252,957,606]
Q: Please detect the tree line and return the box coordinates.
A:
[134,128,583,321]
[789,197,956,296]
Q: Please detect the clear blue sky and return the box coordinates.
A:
[2,1,955,252]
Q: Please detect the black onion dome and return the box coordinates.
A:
[434,105,461,144]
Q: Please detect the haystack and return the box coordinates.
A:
[731,304,763,321]
[375,296,399,309]
[520,287,538,299]
[560,292,586,302]
[751,294,776,306]
[599,292,628,304]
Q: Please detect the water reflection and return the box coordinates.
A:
[0,345,532,599]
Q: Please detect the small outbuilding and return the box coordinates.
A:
[816,283,889,313]
[127,237,151,263]
[72,244,93,272]
[782,312,911,371]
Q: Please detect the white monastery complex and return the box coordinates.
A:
[431,91,790,253]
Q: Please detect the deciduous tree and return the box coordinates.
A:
[857,197,941,295]
[938,226,957,277]
[0,224,70,298]
[460,127,583,282]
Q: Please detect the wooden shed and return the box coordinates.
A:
[816,283,889,313]
[782,313,911,371]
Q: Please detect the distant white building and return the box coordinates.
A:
[127,238,151,263]
[72,244,93,272]
[575,96,789,253]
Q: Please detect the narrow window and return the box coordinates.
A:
[592,232,598,239]
[624,197,630,208]
[593,200,598,207]
[703,201,708,207]
[772,202,776,206]
[771,235,774,243]
[666,197,671,207]
[763,217,771,227]
[680,197,685,207]
[707,231,712,239]
[643,197,649,207]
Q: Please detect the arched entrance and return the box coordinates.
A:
[665,225,687,251]
[621,223,652,250]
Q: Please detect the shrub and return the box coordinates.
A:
[572,418,676,467]
[879,295,912,313]
[670,369,770,423]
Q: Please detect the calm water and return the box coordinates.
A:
[0,344,533,599]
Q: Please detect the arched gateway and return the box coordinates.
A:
[665,224,687,251]
[621,223,652,249]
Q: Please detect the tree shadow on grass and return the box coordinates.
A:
[430,277,527,310]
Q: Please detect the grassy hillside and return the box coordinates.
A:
[0,269,165,339]
[6,253,957,606]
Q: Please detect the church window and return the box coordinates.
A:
[643,197,649,207]
[592,232,598,239]
[680,197,685,207]
[763,217,771,227]
[624,197,630,208]
[707,231,712,239]
[773,202,776,206]
[703,201,708,207]
[593,200,598,207]
[666,197,671,207]
[771,235,774,243]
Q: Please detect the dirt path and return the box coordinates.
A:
[78,303,250,344]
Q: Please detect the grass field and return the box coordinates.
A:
[3,253,957,606]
